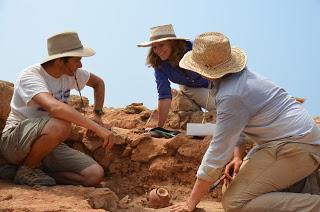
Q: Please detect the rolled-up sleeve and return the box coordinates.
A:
[197,95,251,181]
[154,69,172,99]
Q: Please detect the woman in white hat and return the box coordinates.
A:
[170,32,320,211]
[138,24,215,128]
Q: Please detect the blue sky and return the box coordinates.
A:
[0,0,319,116]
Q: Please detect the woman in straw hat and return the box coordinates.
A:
[138,24,215,128]
[170,32,320,212]
[0,31,113,187]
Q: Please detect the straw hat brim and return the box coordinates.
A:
[41,47,95,64]
[179,46,247,79]
[137,37,189,47]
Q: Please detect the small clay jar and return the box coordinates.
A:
[147,187,171,209]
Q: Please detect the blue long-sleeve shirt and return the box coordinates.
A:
[154,41,209,99]
[197,68,320,181]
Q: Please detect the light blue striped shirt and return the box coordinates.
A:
[197,68,320,181]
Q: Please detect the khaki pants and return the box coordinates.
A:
[179,85,215,111]
[222,142,320,212]
[0,117,96,173]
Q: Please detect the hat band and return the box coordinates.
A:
[150,34,176,41]
[194,53,232,69]
[49,45,84,56]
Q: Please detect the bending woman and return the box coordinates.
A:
[138,24,215,127]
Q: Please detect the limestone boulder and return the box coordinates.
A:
[171,89,200,112]
[0,80,14,132]
[131,138,168,162]
[87,188,119,211]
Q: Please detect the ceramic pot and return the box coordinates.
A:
[147,187,171,208]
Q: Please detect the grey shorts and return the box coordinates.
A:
[0,117,96,173]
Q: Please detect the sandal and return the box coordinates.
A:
[14,166,56,186]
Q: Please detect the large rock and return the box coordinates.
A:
[0,80,14,132]
[68,95,89,111]
[87,188,119,211]
[149,156,176,180]
[171,89,200,112]
[131,138,168,162]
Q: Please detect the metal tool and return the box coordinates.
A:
[208,174,225,192]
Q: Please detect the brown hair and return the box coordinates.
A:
[146,40,187,69]
[42,57,71,66]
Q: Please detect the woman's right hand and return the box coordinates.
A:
[224,157,243,183]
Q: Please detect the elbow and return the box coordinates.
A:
[46,103,65,117]
[93,76,105,91]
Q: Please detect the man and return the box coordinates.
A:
[170,32,320,211]
[0,31,113,186]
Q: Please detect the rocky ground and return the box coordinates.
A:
[0,80,318,211]
[0,79,225,211]
[0,180,224,212]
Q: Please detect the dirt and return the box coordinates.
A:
[0,179,223,211]
[0,89,224,211]
[1,83,315,212]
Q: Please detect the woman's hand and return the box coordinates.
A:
[224,157,243,185]
[169,201,194,212]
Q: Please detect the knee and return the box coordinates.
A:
[222,189,244,212]
[45,119,71,140]
[82,164,104,187]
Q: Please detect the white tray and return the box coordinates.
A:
[186,123,216,136]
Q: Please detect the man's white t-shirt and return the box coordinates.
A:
[3,64,90,132]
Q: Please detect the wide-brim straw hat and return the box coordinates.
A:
[137,24,189,47]
[41,31,95,64]
[179,32,247,79]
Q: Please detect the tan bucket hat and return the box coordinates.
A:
[179,32,247,79]
[41,31,95,64]
[137,24,189,47]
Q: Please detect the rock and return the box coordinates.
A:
[124,103,147,114]
[128,133,152,147]
[87,188,119,211]
[121,145,132,157]
[93,148,114,168]
[118,195,131,209]
[177,140,203,159]
[149,156,176,180]
[69,124,86,141]
[82,137,102,152]
[140,110,151,120]
[0,80,14,132]
[131,138,168,162]
[165,133,190,150]
[68,95,89,111]
[110,127,130,145]
[171,89,200,112]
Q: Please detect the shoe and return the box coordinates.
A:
[0,164,18,180]
[14,166,56,186]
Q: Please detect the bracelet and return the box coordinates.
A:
[93,109,104,116]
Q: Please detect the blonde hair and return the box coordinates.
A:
[146,40,187,69]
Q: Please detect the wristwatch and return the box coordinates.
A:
[93,109,104,116]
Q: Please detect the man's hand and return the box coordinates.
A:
[102,129,113,150]
[169,201,194,212]
[95,127,114,150]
